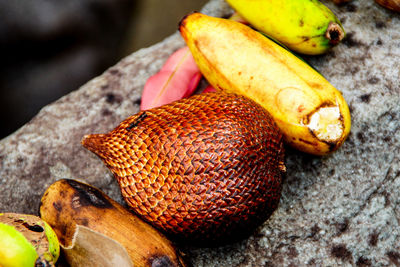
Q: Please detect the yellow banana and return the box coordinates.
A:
[225,0,345,55]
[180,13,351,155]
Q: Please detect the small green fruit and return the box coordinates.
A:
[0,222,37,267]
[0,213,60,266]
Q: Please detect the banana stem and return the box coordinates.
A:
[325,22,345,45]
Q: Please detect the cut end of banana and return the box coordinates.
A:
[307,106,343,144]
[326,22,345,45]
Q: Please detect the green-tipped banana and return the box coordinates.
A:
[0,213,60,267]
[225,0,345,55]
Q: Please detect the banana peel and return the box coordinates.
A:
[180,13,351,155]
[40,179,186,267]
[60,225,134,267]
[225,0,345,55]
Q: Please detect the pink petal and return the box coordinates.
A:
[202,85,216,93]
[183,72,202,98]
[140,46,202,110]
[162,46,199,73]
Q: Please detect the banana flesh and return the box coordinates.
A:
[225,0,345,55]
[180,13,351,155]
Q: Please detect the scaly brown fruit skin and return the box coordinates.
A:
[40,179,186,267]
[375,0,400,12]
[82,92,285,245]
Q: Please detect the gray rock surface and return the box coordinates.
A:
[1,0,399,266]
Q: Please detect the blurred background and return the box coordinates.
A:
[0,0,208,139]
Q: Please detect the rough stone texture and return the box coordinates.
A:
[0,1,399,266]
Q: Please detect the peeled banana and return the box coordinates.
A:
[40,179,186,267]
[225,0,345,55]
[180,13,351,155]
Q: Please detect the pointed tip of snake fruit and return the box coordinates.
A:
[81,134,108,158]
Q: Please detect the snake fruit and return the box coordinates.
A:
[82,92,285,244]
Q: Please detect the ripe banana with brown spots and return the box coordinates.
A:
[225,0,345,55]
[40,179,187,266]
[180,13,351,155]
